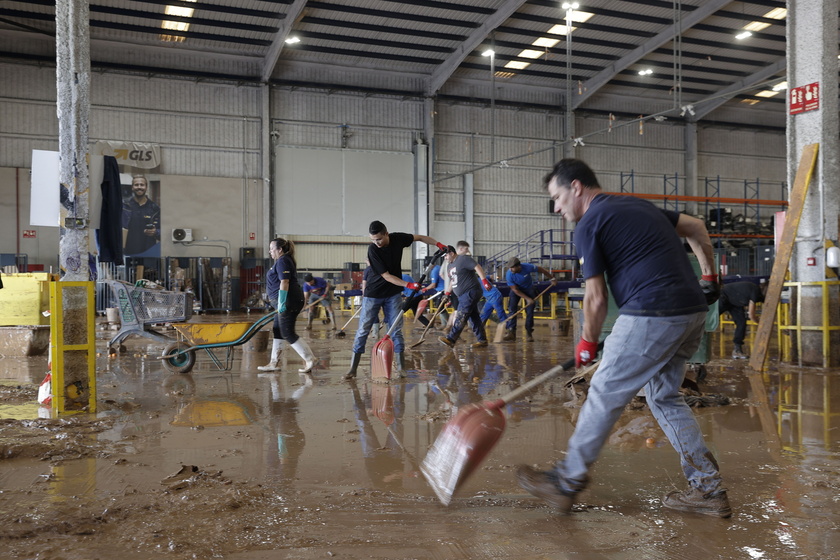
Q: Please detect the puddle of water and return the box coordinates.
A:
[0,319,839,559]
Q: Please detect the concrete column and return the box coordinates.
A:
[56,0,90,281]
[423,96,436,253]
[464,174,474,249]
[787,0,840,365]
[261,83,272,248]
[684,122,699,216]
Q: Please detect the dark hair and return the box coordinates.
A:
[303,273,314,282]
[456,240,469,249]
[369,220,387,235]
[446,245,456,255]
[272,237,296,266]
[542,158,600,191]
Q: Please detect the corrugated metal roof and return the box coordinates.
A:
[0,0,795,125]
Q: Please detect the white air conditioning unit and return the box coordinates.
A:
[172,228,193,243]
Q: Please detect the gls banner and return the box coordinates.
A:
[94,140,161,169]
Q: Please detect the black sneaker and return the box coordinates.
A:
[515,465,576,513]
[662,488,732,518]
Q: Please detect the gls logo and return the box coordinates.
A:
[129,150,154,162]
[114,149,154,162]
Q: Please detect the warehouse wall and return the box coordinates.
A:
[0,62,787,279]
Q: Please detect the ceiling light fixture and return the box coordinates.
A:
[562,2,579,10]
[772,81,788,91]
[638,69,653,76]
[482,49,495,57]
[285,36,300,44]
[160,0,196,42]
[735,31,752,40]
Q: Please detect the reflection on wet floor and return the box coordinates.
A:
[1,313,839,559]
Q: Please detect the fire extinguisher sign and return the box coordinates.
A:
[790,82,819,115]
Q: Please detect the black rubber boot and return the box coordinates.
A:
[396,352,407,378]
[343,352,362,380]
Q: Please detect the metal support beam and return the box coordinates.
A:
[261,0,308,82]
[571,0,732,110]
[427,0,527,95]
[691,58,786,121]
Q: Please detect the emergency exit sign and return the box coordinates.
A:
[790,82,819,115]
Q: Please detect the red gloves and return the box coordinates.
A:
[482,278,492,291]
[575,337,599,367]
[406,282,420,291]
[436,242,447,251]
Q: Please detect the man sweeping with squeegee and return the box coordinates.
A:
[343,220,447,380]
[516,158,732,518]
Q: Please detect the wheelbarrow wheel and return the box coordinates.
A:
[162,341,196,374]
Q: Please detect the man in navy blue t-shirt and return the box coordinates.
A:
[516,158,731,519]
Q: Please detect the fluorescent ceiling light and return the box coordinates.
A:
[481,49,494,57]
[638,68,653,76]
[518,49,544,59]
[764,8,787,19]
[285,36,300,44]
[772,81,788,91]
[735,31,752,40]
[755,90,779,98]
[532,37,560,48]
[161,0,196,43]
[567,11,593,23]
[744,21,770,32]
[740,98,761,105]
[548,24,575,35]
[495,71,516,79]
[504,61,531,70]
[561,2,579,10]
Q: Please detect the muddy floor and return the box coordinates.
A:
[1,312,839,559]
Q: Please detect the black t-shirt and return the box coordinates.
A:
[365,232,414,298]
[722,282,763,308]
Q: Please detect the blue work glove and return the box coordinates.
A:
[277,290,288,313]
[699,274,720,305]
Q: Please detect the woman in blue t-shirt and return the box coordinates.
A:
[258,238,317,373]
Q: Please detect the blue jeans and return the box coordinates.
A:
[352,293,405,354]
[555,311,725,496]
[507,287,535,333]
[445,287,487,344]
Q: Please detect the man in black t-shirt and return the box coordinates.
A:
[343,220,446,380]
[719,281,765,359]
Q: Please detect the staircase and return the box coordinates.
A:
[485,229,578,281]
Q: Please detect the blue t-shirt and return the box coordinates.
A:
[427,265,442,292]
[574,194,706,316]
[303,276,329,297]
[506,262,538,290]
[402,274,416,297]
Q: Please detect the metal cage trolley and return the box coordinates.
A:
[107,280,193,355]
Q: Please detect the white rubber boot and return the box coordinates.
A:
[258,338,284,371]
[290,339,317,373]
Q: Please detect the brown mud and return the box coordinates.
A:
[0,313,838,559]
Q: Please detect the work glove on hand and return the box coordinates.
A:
[406,282,420,292]
[482,278,492,291]
[575,337,599,367]
[277,290,288,313]
[699,274,720,305]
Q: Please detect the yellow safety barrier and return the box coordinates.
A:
[773,280,840,368]
[49,281,96,414]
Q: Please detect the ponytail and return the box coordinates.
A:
[273,237,296,266]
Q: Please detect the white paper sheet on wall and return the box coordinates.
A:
[30,150,60,227]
